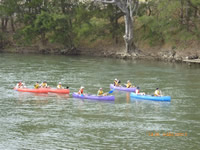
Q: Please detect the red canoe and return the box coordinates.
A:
[48,88,70,94]
[14,88,49,93]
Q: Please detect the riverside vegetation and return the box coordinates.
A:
[0,0,200,62]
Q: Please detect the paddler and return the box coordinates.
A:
[135,87,145,95]
[57,82,64,89]
[78,86,84,95]
[16,81,25,88]
[97,88,104,96]
[34,82,40,89]
[154,88,161,96]
[114,78,120,87]
[16,81,23,88]
[41,81,48,88]
[126,80,132,88]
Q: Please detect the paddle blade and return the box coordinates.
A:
[108,89,114,94]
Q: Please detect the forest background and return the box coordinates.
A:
[0,0,200,61]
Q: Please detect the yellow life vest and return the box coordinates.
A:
[57,84,62,89]
[34,83,40,89]
[114,80,119,86]
[154,90,160,96]
[97,90,104,96]
[126,83,132,88]
[41,83,47,87]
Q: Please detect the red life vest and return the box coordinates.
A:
[78,89,84,94]
[136,89,140,94]
[18,82,22,87]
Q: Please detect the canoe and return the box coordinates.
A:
[130,92,171,101]
[72,92,115,101]
[14,88,49,93]
[48,88,70,94]
[110,84,136,92]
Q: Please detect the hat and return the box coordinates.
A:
[59,82,62,84]
[127,80,130,83]
[156,88,159,90]
[80,86,84,89]
[100,88,103,90]
[137,87,140,89]
[115,78,117,81]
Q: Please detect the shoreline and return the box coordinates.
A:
[1,45,200,65]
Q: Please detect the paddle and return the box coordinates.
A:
[106,89,115,95]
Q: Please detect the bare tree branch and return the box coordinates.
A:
[93,0,139,53]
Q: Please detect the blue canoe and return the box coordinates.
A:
[130,92,171,101]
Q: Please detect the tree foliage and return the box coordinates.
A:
[0,0,200,49]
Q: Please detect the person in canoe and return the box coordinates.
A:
[135,87,145,95]
[41,81,48,88]
[57,82,64,89]
[78,86,84,95]
[154,88,162,96]
[34,82,40,89]
[125,80,132,88]
[114,78,121,87]
[16,81,26,88]
[97,88,107,96]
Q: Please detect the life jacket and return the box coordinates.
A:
[126,83,132,88]
[97,90,104,96]
[41,83,47,88]
[18,82,22,87]
[57,84,62,89]
[34,83,40,89]
[78,89,84,94]
[114,80,118,86]
[136,89,140,94]
[154,90,160,96]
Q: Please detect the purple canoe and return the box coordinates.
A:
[110,84,136,92]
[72,92,115,101]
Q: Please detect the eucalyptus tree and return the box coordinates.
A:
[0,0,21,32]
[94,0,139,54]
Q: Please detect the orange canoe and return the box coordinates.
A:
[48,88,70,94]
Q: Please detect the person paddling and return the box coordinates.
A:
[97,88,105,96]
[34,82,40,89]
[154,88,161,96]
[78,86,84,95]
[114,78,121,87]
[135,87,145,95]
[16,81,25,88]
[126,80,132,88]
[41,81,48,88]
[57,82,64,89]
[16,81,23,88]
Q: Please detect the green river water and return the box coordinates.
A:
[0,53,199,149]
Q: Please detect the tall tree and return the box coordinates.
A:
[94,0,139,54]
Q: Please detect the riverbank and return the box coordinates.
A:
[1,41,200,64]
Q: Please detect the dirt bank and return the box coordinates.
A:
[1,41,200,64]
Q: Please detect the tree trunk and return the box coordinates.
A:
[10,16,15,32]
[1,18,9,32]
[124,13,136,54]
[41,33,47,46]
[94,0,138,54]
[180,0,184,25]
[185,1,190,31]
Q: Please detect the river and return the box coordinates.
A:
[0,53,199,149]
